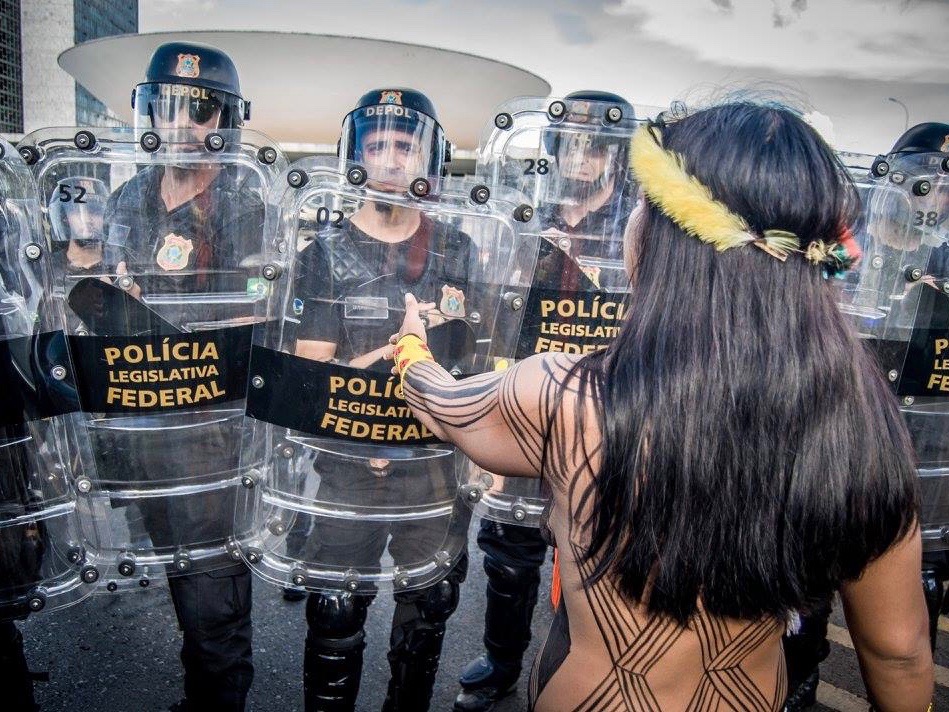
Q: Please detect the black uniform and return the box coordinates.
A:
[292,214,476,712]
[95,165,265,711]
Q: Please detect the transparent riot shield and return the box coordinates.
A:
[839,154,949,551]
[0,139,105,618]
[470,96,648,525]
[20,127,287,583]
[236,158,527,593]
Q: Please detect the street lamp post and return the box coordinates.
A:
[888,97,909,132]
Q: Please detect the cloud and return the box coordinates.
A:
[605,0,949,81]
[551,11,597,44]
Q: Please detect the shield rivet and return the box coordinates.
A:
[347,166,368,186]
[51,365,67,381]
[287,169,308,188]
[252,376,265,389]
[24,243,42,261]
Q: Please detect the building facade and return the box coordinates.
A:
[9,0,136,136]
[74,0,137,126]
[0,0,22,133]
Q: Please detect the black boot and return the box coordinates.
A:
[455,557,540,712]
[304,592,372,712]
[783,669,818,711]
[384,560,465,712]
[0,621,40,712]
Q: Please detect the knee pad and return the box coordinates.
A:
[414,576,461,625]
[484,556,540,596]
[306,592,373,639]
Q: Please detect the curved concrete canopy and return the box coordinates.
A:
[58,31,551,151]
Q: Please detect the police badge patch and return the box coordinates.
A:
[156,233,194,271]
[380,90,403,105]
[942,134,949,153]
[440,285,466,318]
[176,54,201,79]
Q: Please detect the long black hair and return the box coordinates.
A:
[570,102,919,624]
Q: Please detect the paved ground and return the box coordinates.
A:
[18,534,949,711]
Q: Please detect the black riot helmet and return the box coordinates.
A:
[872,122,949,178]
[131,41,251,130]
[339,88,451,190]
[888,122,949,158]
[543,90,636,200]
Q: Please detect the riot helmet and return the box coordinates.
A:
[544,91,636,201]
[889,122,949,158]
[339,88,450,192]
[131,41,251,131]
[47,177,109,248]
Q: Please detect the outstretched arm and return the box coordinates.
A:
[390,294,571,478]
[401,358,558,478]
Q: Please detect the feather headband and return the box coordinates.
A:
[629,125,860,276]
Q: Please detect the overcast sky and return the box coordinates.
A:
[140,0,949,154]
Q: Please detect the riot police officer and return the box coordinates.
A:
[292,88,473,712]
[456,90,637,712]
[105,42,259,712]
[884,122,949,642]
[783,122,949,710]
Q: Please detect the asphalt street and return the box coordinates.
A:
[18,528,949,711]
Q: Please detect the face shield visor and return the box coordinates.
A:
[551,130,626,203]
[339,105,446,192]
[47,178,109,248]
[872,153,949,250]
[132,82,247,133]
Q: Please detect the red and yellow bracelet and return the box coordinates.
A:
[393,334,434,386]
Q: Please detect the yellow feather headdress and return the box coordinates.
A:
[629,125,800,261]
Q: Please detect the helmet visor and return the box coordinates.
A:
[340,105,445,190]
[556,131,624,184]
[133,82,245,131]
